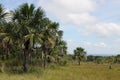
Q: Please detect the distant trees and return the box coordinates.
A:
[74,47,87,65]
[107,56,114,69]
[95,57,103,64]
[115,54,120,63]
[87,55,95,62]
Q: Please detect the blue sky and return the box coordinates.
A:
[1,0,120,55]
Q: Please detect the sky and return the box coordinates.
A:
[1,0,120,56]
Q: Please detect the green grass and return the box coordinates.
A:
[0,63,120,80]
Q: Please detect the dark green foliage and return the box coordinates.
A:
[87,55,95,62]
[95,58,103,64]
[59,60,67,66]
[115,54,120,63]
[0,3,67,73]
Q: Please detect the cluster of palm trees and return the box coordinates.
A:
[0,3,67,72]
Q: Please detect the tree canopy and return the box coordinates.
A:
[0,3,67,72]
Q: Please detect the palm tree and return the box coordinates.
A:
[50,29,67,64]
[0,22,15,60]
[74,47,86,65]
[40,21,58,68]
[107,56,114,69]
[58,40,67,57]
[12,3,46,72]
[12,3,61,71]
[0,4,8,21]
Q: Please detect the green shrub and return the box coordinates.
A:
[95,58,103,64]
[59,60,67,66]
[48,63,56,69]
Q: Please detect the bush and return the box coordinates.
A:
[95,58,103,64]
[59,60,67,66]
[0,59,23,73]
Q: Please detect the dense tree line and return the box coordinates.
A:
[0,3,67,72]
[87,55,120,64]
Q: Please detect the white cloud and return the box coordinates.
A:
[66,39,107,54]
[99,0,106,3]
[66,39,112,55]
[38,0,97,25]
[39,0,120,37]
[82,41,113,55]
[68,13,97,25]
[115,39,120,43]
[66,39,81,53]
[38,0,120,55]
[39,0,97,13]
[84,22,120,37]
[85,42,107,48]
[53,0,97,13]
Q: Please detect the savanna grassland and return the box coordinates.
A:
[0,3,120,80]
[0,63,120,80]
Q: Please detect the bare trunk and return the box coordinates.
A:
[6,48,9,60]
[23,50,28,72]
[109,64,112,69]
[78,60,80,65]
[78,57,81,65]
[23,39,30,72]
[1,52,4,60]
[43,51,46,69]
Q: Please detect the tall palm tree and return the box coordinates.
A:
[12,3,46,72]
[11,3,66,71]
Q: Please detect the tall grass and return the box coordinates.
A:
[0,63,120,80]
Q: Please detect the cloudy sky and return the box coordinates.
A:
[1,0,120,55]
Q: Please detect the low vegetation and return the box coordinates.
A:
[0,63,120,80]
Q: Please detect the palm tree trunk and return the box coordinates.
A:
[43,51,46,69]
[109,63,112,69]
[78,60,80,65]
[78,57,81,65]
[23,50,28,72]
[1,52,4,60]
[23,39,30,72]
[6,48,9,60]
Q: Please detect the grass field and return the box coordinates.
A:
[0,63,120,80]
